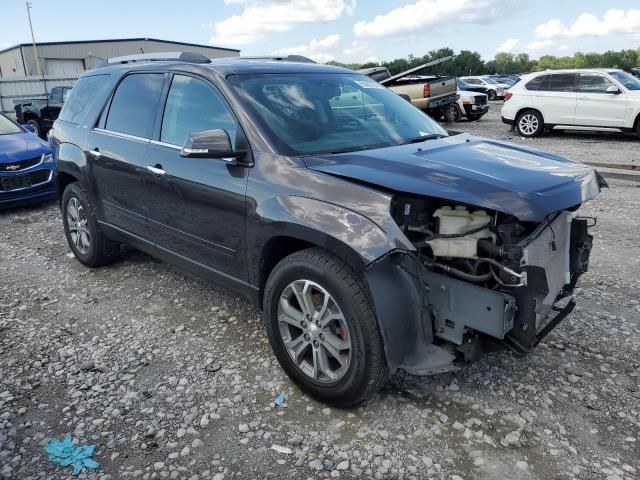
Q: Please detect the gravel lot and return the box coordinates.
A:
[1,105,639,480]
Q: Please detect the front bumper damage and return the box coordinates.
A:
[364,215,593,375]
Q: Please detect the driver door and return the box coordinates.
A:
[575,73,627,127]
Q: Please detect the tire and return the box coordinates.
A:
[451,104,463,123]
[61,182,121,267]
[263,247,388,407]
[515,109,544,138]
[636,120,640,140]
[26,120,42,139]
[467,113,483,122]
[487,90,497,101]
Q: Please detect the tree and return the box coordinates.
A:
[454,50,484,76]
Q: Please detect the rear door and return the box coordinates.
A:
[142,73,249,282]
[575,73,627,127]
[88,72,165,239]
[526,73,577,124]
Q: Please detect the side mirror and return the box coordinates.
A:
[24,124,37,134]
[180,129,250,165]
[606,85,621,94]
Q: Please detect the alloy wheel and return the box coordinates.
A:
[518,113,539,136]
[66,197,91,254]
[277,279,352,383]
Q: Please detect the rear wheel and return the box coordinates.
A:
[263,248,387,407]
[516,110,544,137]
[451,104,463,122]
[62,182,121,267]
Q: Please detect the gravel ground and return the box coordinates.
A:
[1,105,639,480]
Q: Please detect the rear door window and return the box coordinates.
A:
[58,75,109,125]
[160,74,238,148]
[525,75,550,91]
[105,73,164,138]
[548,74,576,91]
[579,74,615,93]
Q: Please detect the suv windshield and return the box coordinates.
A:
[608,71,640,90]
[227,73,447,156]
[0,114,22,135]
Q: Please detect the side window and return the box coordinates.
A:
[466,78,480,85]
[525,75,550,91]
[161,75,237,147]
[579,74,614,93]
[105,73,164,138]
[548,74,576,92]
[59,74,110,125]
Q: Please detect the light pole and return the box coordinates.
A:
[26,1,47,95]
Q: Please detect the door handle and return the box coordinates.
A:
[145,165,165,176]
[88,149,101,158]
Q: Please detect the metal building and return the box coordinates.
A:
[0,37,240,78]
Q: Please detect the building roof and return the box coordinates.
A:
[0,37,240,55]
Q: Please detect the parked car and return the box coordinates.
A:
[460,76,509,100]
[358,57,458,119]
[452,90,488,121]
[501,68,640,138]
[631,68,640,79]
[488,74,520,86]
[456,78,490,95]
[14,85,73,139]
[51,52,604,406]
[0,112,55,208]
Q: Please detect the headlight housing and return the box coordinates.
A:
[42,153,54,163]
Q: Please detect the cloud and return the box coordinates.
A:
[353,0,503,38]
[526,39,554,51]
[210,0,356,46]
[535,8,640,39]
[272,34,341,62]
[495,38,518,54]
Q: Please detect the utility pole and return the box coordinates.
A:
[26,1,47,95]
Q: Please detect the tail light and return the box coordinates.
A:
[423,84,431,98]
[504,92,513,101]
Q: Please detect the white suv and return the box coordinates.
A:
[501,68,640,138]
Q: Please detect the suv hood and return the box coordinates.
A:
[304,133,600,222]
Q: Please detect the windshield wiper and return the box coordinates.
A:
[398,133,446,145]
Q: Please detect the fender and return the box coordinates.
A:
[248,195,402,285]
[55,142,90,199]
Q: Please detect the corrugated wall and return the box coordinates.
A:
[0,76,77,116]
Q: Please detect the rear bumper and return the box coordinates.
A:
[502,116,515,125]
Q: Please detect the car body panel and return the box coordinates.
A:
[304,133,599,222]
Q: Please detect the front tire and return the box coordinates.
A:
[62,182,120,267]
[263,248,387,407]
[26,120,42,139]
[516,109,544,137]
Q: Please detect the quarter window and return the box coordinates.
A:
[525,75,550,91]
[160,75,238,147]
[579,74,614,93]
[105,73,164,138]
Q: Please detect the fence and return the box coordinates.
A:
[0,75,78,117]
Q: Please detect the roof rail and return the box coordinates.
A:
[95,51,211,68]
[228,55,317,64]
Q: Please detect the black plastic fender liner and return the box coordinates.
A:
[364,252,431,372]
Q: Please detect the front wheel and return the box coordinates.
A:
[26,120,42,138]
[62,182,121,267]
[516,110,544,137]
[263,248,388,407]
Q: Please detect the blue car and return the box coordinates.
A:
[0,112,56,208]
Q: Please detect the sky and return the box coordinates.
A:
[2,0,640,63]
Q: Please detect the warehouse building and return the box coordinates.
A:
[0,37,240,78]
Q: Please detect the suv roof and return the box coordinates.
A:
[91,52,350,77]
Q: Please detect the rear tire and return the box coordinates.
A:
[451,104,463,123]
[516,109,544,137]
[62,182,121,267]
[263,248,388,407]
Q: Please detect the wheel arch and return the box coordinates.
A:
[515,107,545,124]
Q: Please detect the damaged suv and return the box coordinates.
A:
[51,53,605,406]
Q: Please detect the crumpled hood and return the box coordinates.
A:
[304,133,600,222]
[0,131,50,163]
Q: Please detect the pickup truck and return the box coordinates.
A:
[14,85,72,139]
[358,57,458,119]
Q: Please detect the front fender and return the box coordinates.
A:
[55,142,89,199]
[248,195,407,285]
